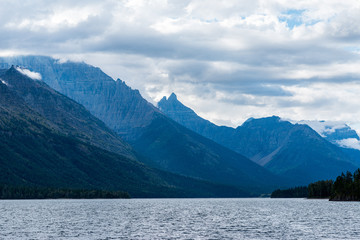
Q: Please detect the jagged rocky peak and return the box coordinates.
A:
[116,78,126,85]
[115,78,142,96]
[6,65,42,81]
[7,65,17,73]
[158,93,191,113]
[159,92,178,104]
[159,96,167,102]
[4,65,27,81]
[168,92,178,101]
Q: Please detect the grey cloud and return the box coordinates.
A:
[0,14,112,54]
[1,1,359,72]
[276,95,336,109]
[157,59,295,96]
[1,0,360,127]
[218,95,267,107]
[81,28,360,74]
[214,82,293,97]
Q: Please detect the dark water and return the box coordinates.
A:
[0,198,359,239]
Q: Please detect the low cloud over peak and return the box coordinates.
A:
[16,67,42,81]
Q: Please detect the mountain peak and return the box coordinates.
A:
[158,93,179,107]
[5,65,23,79]
[159,96,167,102]
[168,92,178,101]
[7,65,17,73]
[6,65,42,81]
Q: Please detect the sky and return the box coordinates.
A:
[1,0,360,129]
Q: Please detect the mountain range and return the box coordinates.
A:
[0,65,251,198]
[0,56,285,195]
[1,55,359,196]
[158,93,359,184]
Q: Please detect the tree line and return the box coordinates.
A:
[0,184,130,199]
[271,168,360,201]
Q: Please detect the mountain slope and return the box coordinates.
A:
[0,56,285,193]
[3,65,135,159]
[132,114,283,193]
[0,67,250,198]
[0,56,156,141]
[296,120,360,166]
[158,93,358,184]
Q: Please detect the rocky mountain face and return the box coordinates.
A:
[0,56,157,141]
[2,66,135,159]
[0,56,285,193]
[158,93,358,185]
[0,67,251,198]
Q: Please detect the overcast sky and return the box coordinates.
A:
[1,0,360,129]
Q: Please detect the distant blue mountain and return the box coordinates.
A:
[0,56,284,194]
[158,93,358,184]
[296,120,360,143]
[296,120,360,167]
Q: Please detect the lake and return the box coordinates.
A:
[0,198,359,239]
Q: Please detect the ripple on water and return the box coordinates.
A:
[0,198,359,239]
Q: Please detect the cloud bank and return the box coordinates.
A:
[1,0,360,130]
[337,138,360,151]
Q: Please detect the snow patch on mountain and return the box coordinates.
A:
[16,67,42,80]
[0,78,8,86]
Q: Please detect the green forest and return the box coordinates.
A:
[270,186,308,198]
[0,184,130,199]
[271,168,360,201]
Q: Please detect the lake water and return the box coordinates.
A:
[0,198,359,239]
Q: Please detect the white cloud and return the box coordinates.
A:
[336,138,360,151]
[5,6,101,32]
[16,67,42,80]
[0,0,360,130]
[294,120,348,137]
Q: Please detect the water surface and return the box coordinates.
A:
[0,198,359,239]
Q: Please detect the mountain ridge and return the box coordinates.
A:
[0,56,286,193]
[158,92,358,185]
[0,66,252,198]
[3,65,135,159]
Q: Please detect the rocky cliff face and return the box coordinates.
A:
[0,56,157,141]
[2,65,135,159]
[158,93,358,185]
